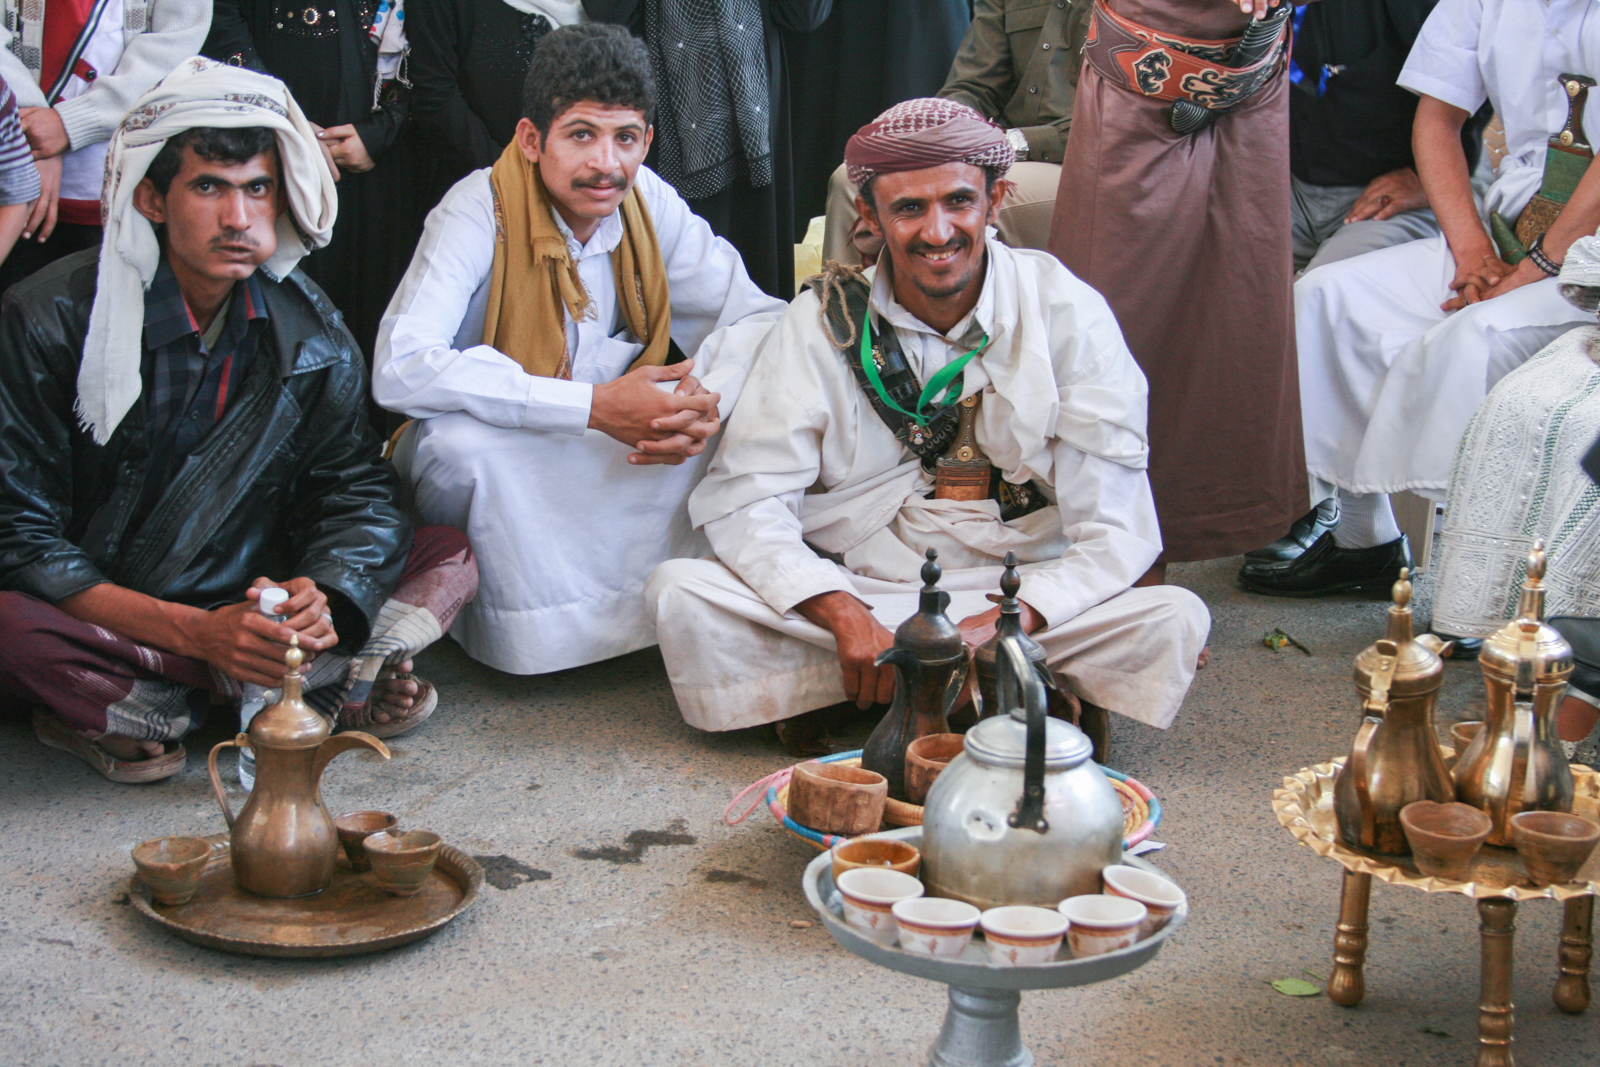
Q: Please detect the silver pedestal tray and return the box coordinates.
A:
[802,826,1186,1067]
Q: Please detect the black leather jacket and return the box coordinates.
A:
[0,250,411,649]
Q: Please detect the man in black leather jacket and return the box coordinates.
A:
[0,65,477,784]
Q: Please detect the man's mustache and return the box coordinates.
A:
[572,172,629,192]
[211,231,259,251]
[907,234,971,258]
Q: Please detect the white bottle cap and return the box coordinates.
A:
[258,587,290,617]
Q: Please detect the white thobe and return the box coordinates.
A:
[1295,0,1600,503]
[374,166,786,674]
[645,241,1211,732]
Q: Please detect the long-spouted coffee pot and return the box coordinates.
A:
[207,638,390,897]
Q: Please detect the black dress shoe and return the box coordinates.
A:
[1245,498,1341,563]
[1238,532,1411,598]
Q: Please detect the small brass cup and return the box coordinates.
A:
[363,830,443,897]
[132,836,213,906]
[334,810,399,872]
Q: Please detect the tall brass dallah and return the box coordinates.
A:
[1334,570,1455,854]
[862,549,968,801]
[207,637,390,897]
[1454,542,1575,846]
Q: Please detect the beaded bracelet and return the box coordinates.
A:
[1527,234,1562,278]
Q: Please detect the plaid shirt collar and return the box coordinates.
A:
[143,258,269,355]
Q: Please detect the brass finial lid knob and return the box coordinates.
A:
[1392,567,1412,610]
[1480,539,1573,687]
[921,547,942,590]
[284,633,303,674]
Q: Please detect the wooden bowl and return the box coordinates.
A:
[364,830,444,897]
[1400,801,1492,880]
[904,733,965,806]
[788,761,887,836]
[831,836,921,881]
[1511,811,1600,886]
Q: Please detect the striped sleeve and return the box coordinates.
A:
[0,76,40,208]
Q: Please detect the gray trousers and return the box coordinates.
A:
[1291,174,1442,274]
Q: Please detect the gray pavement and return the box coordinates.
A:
[2,556,1596,1066]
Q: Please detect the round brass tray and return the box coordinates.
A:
[1273,758,1600,901]
[129,835,484,957]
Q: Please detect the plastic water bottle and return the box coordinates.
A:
[238,586,290,791]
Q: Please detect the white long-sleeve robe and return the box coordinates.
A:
[646,241,1211,731]
[374,166,786,674]
[1295,0,1600,503]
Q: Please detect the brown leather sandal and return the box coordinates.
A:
[32,708,185,784]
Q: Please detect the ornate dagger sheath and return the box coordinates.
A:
[935,394,991,501]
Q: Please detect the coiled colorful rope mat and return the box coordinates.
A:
[724,749,1161,851]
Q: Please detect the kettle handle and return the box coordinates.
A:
[1000,638,1050,833]
[1349,716,1382,849]
[207,734,250,829]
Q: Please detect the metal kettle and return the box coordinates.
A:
[207,638,390,897]
[1454,542,1575,846]
[920,635,1125,910]
[861,548,967,801]
[1333,570,1455,854]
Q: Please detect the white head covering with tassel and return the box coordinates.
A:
[78,57,338,445]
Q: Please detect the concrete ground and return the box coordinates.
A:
[2,556,1597,1067]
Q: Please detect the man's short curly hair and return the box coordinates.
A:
[521,23,655,137]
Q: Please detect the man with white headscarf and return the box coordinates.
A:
[645,98,1211,756]
[0,59,478,784]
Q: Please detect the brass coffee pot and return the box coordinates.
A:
[207,638,390,897]
[1333,570,1455,854]
[861,549,967,801]
[1454,542,1574,846]
[971,553,1077,727]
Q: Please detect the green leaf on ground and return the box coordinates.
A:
[1302,969,1326,982]
[1420,1026,1451,1038]
[1268,978,1322,997]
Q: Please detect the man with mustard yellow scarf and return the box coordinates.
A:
[374,24,786,676]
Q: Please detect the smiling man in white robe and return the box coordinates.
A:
[646,99,1211,754]
[374,24,785,675]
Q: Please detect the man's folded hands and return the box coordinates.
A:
[588,358,723,465]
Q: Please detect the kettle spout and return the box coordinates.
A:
[313,730,391,783]
[874,647,917,670]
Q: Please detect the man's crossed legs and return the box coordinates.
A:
[0,525,477,782]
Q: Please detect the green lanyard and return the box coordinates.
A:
[859,306,988,427]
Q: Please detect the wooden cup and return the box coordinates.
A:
[788,762,888,836]
[904,733,965,806]
[831,837,921,881]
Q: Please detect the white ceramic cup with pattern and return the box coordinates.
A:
[1058,894,1147,957]
[979,905,1071,966]
[837,867,924,945]
[1100,864,1185,938]
[892,896,981,957]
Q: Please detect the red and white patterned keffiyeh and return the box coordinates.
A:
[844,97,1013,188]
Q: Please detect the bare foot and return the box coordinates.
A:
[97,734,164,761]
[1196,646,1210,670]
[369,659,420,725]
